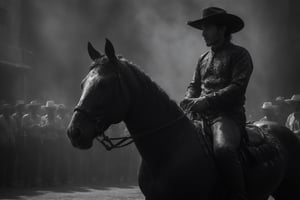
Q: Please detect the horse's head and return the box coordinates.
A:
[67,39,135,149]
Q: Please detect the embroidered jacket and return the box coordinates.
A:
[185,42,253,115]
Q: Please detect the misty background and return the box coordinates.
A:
[2,0,300,120]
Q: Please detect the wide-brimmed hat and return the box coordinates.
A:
[285,94,300,104]
[15,100,25,107]
[57,104,69,113]
[26,100,41,109]
[273,96,288,106]
[42,100,58,110]
[187,7,244,33]
[261,102,278,110]
[1,104,12,110]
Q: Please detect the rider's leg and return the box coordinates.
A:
[211,115,247,200]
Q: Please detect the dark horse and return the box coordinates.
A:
[67,39,300,200]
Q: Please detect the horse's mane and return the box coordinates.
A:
[121,58,178,107]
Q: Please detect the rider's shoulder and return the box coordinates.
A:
[229,43,251,57]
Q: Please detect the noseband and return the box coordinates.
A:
[74,106,134,151]
[74,106,186,151]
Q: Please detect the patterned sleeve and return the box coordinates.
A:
[185,53,208,98]
[206,48,253,107]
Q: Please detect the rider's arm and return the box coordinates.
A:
[185,53,208,98]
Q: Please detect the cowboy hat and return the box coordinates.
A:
[15,100,25,107]
[41,100,58,110]
[261,102,278,110]
[285,94,300,104]
[187,7,244,33]
[26,100,41,109]
[1,103,12,110]
[57,104,66,110]
[273,96,289,106]
[57,104,69,112]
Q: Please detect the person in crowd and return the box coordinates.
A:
[12,100,26,132]
[11,100,26,185]
[57,104,71,129]
[180,7,253,200]
[22,100,42,187]
[0,104,16,187]
[285,94,300,133]
[56,104,71,184]
[273,96,292,126]
[0,100,7,115]
[259,102,280,123]
[40,100,61,186]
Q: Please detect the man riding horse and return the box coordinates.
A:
[181,7,253,200]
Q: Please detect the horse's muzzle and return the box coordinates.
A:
[67,126,93,149]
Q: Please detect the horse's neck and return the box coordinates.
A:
[124,94,214,174]
[123,84,189,166]
[124,87,182,136]
[121,66,211,169]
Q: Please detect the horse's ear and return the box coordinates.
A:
[105,38,118,64]
[87,42,103,60]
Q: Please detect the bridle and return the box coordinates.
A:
[74,106,186,151]
[73,106,131,151]
[73,59,186,151]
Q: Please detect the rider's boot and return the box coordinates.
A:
[215,148,248,200]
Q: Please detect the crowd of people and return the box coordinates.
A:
[0,100,140,188]
[1,94,300,189]
[258,94,300,133]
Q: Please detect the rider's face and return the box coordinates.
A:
[201,23,224,47]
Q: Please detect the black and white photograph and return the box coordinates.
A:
[0,0,300,199]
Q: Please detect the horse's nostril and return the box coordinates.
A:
[67,126,80,140]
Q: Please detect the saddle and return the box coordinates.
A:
[193,120,282,168]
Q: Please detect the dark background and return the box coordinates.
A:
[1,0,300,120]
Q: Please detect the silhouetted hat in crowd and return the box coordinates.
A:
[15,100,25,108]
[42,100,57,111]
[187,7,244,33]
[285,94,300,104]
[26,100,41,109]
[273,96,290,107]
[274,96,285,104]
[57,104,68,112]
[261,102,278,110]
[2,103,12,110]
[57,104,66,110]
[1,104,13,114]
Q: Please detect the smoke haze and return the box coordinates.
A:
[19,0,300,120]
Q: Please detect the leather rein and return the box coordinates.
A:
[74,106,186,151]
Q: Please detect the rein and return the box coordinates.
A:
[97,113,186,151]
[74,106,186,151]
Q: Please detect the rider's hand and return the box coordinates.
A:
[180,98,194,111]
[190,97,210,112]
